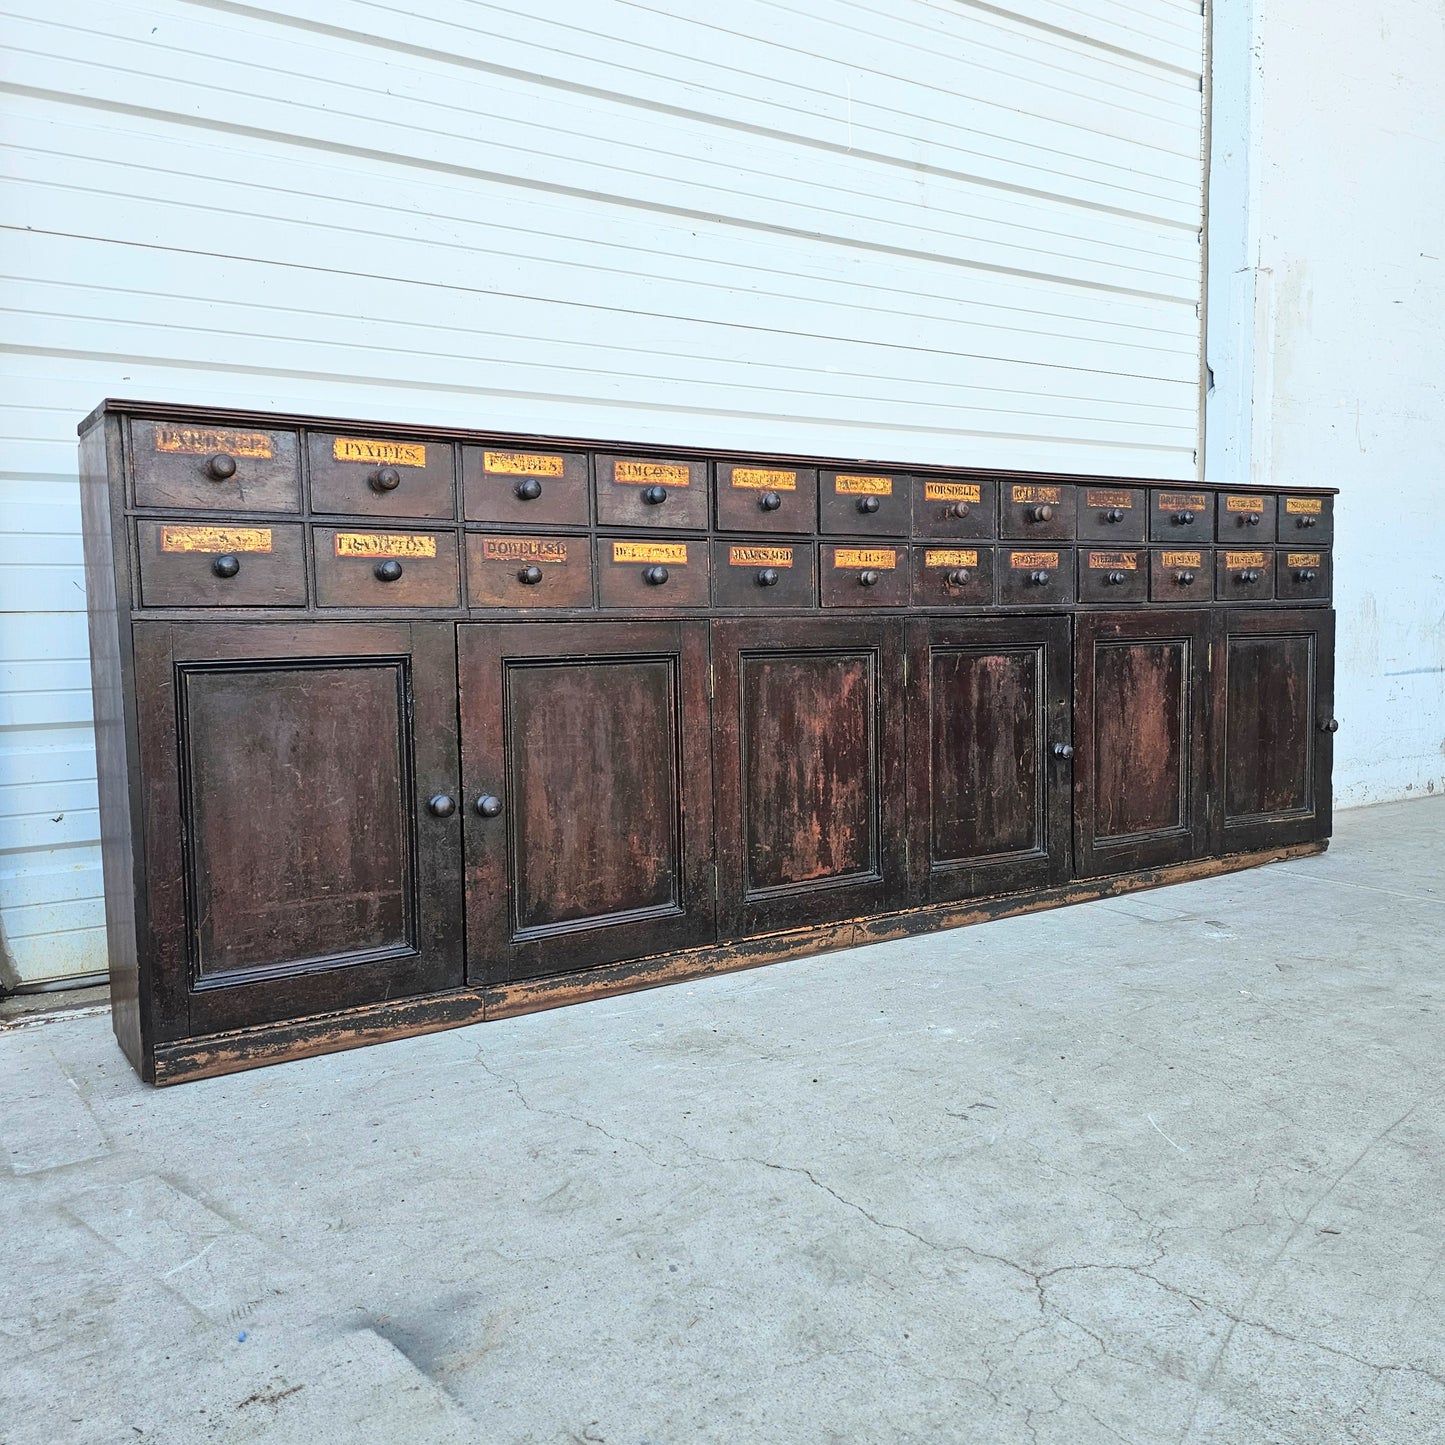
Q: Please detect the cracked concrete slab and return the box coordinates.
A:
[1,796,1442,1444]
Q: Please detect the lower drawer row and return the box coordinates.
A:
[134,523,1333,608]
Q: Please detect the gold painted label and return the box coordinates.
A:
[153,426,273,459]
[334,532,437,559]
[1225,550,1267,568]
[1162,550,1202,568]
[1087,551,1138,570]
[612,460,690,486]
[1012,485,1061,504]
[924,481,981,503]
[925,549,978,568]
[613,542,688,565]
[480,537,568,564]
[730,467,797,491]
[332,437,426,467]
[160,525,272,554]
[1226,495,1265,513]
[1286,497,1324,515]
[483,450,565,477]
[834,474,893,496]
[1010,551,1059,569]
[1287,553,1323,568]
[1158,492,1207,510]
[728,546,793,568]
[1085,488,1133,508]
[834,548,897,569]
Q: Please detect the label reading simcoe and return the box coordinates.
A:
[728,546,793,568]
[481,537,568,564]
[153,426,273,459]
[1012,485,1061,504]
[1225,551,1267,569]
[1087,551,1137,570]
[1287,553,1323,569]
[1162,551,1202,568]
[334,532,437,559]
[730,467,797,491]
[834,474,893,497]
[1226,495,1266,513]
[924,482,981,503]
[332,437,426,467]
[926,549,978,568]
[1286,497,1324,515]
[1010,551,1059,569]
[483,451,565,477]
[1085,488,1133,508]
[1158,492,1207,510]
[161,525,273,554]
[613,542,687,565]
[833,548,896,569]
[612,460,690,486]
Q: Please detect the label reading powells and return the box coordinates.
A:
[1224,551,1267,569]
[1286,497,1324,515]
[924,482,981,503]
[612,461,690,486]
[1085,488,1133,508]
[1226,495,1265,513]
[728,546,793,567]
[161,526,273,554]
[481,538,569,564]
[1012,485,1061,504]
[613,542,687,565]
[153,426,273,459]
[1161,551,1202,568]
[332,438,426,467]
[1010,551,1059,569]
[730,468,797,491]
[484,451,564,477]
[334,533,437,558]
[1087,551,1137,570]
[834,549,896,569]
[834,475,893,496]
[925,549,978,568]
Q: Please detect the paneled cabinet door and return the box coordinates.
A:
[905,617,1071,905]
[712,617,906,938]
[459,621,714,983]
[133,621,464,1040]
[1072,611,1211,877]
[1213,609,1336,854]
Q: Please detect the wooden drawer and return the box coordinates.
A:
[1000,482,1076,541]
[713,541,816,608]
[1280,493,1334,544]
[1216,491,1277,542]
[910,545,995,607]
[1078,547,1147,604]
[462,446,589,527]
[1077,485,1147,542]
[595,454,709,530]
[1149,548,1215,603]
[597,538,710,607]
[1275,549,1331,603]
[997,548,1076,606]
[136,521,306,608]
[910,476,998,540]
[313,528,460,607]
[130,419,300,512]
[308,433,455,518]
[466,533,593,609]
[820,545,908,607]
[818,469,910,536]
[716,462,818,534]
[1216,548,1276,604]
[1150,488,1212,543]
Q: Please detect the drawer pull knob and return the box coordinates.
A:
[514,477,543,501]
[944,568,970,587]
[475,794,504,818]
[642,565,669,586]
[858,569,880,587]
[211,554,241,579]
[374,559,404,582]
[518,565,544,586]
[1105,570,1126,585]
[945,501,970,519]
[1242,512,1261,527]
[1027,503,1054,523]
[1295,568,1317,583]
[641,485,668,505]
[758,491,782,512]
[856,495,881,514]
[1052,742,1075,760]
[205,453,237,481]
[1175,570,1195,585]
[1174,510,1195,524]
[1299,515,1318,528]
[427,794,456,818]
[756,568,780,588]
[1028,569,1051,586]
[1236,569,1260,584]
[370,466,402,492]
[1105,508,1125,523]
[1319,717,1340,734]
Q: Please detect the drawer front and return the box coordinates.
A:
[465,533,594,609]
[820,545,909,607]
[597,538,711,607]
[595,454,709,530]
[1280,493,1334,545]
[910,546,995,607]
[1216,492,1277,542]
[313,528,460,607]
[308,434,455,518]
[131,419,300,513]
[136,521,306,608]
[910,477,998,540]
[1077,485,1147,542]
[997,548,1076,606]
[1149,549,1215,603]
[1000,482,1076,541]
[1150,488,1212,543]
[713,541,817,608]
[1078,548,1148,604]
[716,463,818,534]
[1275,549,1331,603]
[462,446,589,527]
[818,469,910,536]
[1216,548,1276,604]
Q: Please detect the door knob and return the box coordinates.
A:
[1174,510,1195,524]
[758,491,782,512]
[756,568,780,587]
[944,568,970,587]
[370,466,401,492]
[1299,515,1318,528]
[856,495,881,514]
[517,565,544,585]
[945,501,970,519]
[514,477,542,501]
[427,794,456,818]
[1318,717,1340,734]
[1295,569,1317,583]
[1105,508,1125,523]
[374,560,403,582]
[1052,742,1074,759]
[211,554,241,578]
[1027,504,1054,523]
[1175,570,1195,585]
[1029,569,1051,586]
[1105,570,1126,585]
[857,569,880,587]
[1243,512,1261,526]
[642,565,669,586]
[641,485,668,505]
[475,794,504,817]
[204,453,237,481]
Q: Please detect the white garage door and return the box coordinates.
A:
[0,0,1207,986]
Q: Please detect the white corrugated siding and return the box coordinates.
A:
[0,0,1206,986]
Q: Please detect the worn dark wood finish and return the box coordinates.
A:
[597,537,711,608]
[465,533,594,609]
[1216,548,1276,605]
[712,540,816,608]
[130,418,300,513]
[1000,482,1077,541]
[1279,494,1334,545]
[1149,548,1215,603]
[312,527,461,608]
[462,446,590,527]
[1274,548,1331,604]
[1078,548,1148,605]
[135,520,307,608]
[715,462,818,534]
[595,454,709,531]
[458,620,714,981]
[910,545,995,608]
[1077,486,1147,542]
[997,547,1076,607]
[1150,488,1213,544]
[905,616,1070,904]
[819,469,911,536]
[1216,491,1278,543]
[1073,610,1211,876]
[308,432,455,518]
[820,544,909,607]
[910,476,999,540]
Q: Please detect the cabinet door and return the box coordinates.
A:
[134,621,463,1039]
[459,621,714,983]
[1073,611,1211,877]
[905,617,1070,904]
[713,617,905,937]
[1213,609,1336,854]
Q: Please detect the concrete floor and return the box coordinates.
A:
[2,798,1443,1445]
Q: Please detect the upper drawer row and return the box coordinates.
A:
[128,421,1335,544]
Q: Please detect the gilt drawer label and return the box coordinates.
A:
[613,542,688,565]
[1085,488,1133,507]
[924,482,981,503]
[1087,551,1138,570]
[1287,553,1323,568]
[481,537,569,563]
[1226,495,1266,513]
[728,545,793,567]
[730,468,797,491]
[834,548,897,569]
[1161,551,1202,568]
[161,525,273,554]
[1158,492,1206,510]
[1224,551,1267,568]
[925,549,978,568]
[483,451,565,477]
[1009,551,1059,569]
[153,426,273,459]
[612,460,691,486]
[1011,485,1061,504]
[334,532,438,558]
[1286,497,1325,515]
[834,474,893,496]
[332,437,427,467]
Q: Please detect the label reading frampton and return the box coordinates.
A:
[834,549,897,569]
[481,538,569,564]
[611,460,690,486]
[153,426,273,459]
[484,451,565,477]
[613,542,688,565]
[730,468,797,491]
[924,482,981,503]
[334,533,438,559]
[728,546,793,568]
[833,475,893,496]
[1087,551,1138,570]
[332,437,426,467]
[161,525,273,554]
